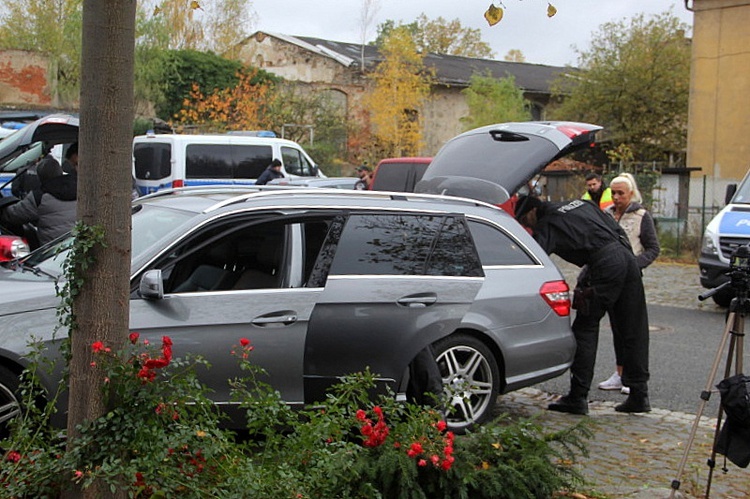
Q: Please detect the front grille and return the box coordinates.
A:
[719,236,750,258]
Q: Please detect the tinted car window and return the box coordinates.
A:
[186,144,234,179]
[329,214,481,277]
[426,216,483,277]
[281,146,314,176]
[134,143,171,180]
[234,145,272,179]
[469,220,535,266]
[371,162,429,192]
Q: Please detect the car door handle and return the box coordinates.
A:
[397,293,438,308]
[251,313,298,326]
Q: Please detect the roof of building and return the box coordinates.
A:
[256,32,576,94]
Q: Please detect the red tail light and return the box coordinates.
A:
[172,179,184,188]
[540,280,570,317]
[0,236,30,262]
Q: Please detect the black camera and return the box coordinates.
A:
[730,244,750,272]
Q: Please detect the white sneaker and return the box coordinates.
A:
[621,386,630,395]
[597,372,623,390]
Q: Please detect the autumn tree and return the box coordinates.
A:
[177,68,276,132]
[0,0,83,102]
[363,26,432,158]
[504,49,526,62]
[461,73,531,130]
[549,11,690,162]
[375,14,494,58]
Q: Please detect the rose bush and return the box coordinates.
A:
[0,336,593,498]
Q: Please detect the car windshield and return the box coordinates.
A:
[732,173,750,204]
[22,204,195,277]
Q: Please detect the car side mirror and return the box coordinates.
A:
[139,269,164,300]
[312,165,319,177]
[725,183,738,205]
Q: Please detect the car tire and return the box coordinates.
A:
[433,334,500,433]
[0,365,21,439]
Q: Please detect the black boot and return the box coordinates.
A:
[548,394,588,415]
[615,392,651,413]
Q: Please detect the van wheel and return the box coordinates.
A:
[0,366,21,439]
[433,334,499,433]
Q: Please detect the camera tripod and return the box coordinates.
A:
[669,249,749,498]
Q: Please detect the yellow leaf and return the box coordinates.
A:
[547,3,557,17]
[190,0,202,10]
[491,442,502,449]
[484,4,504,26]
[153,6,162,15]
[481,461,490,470]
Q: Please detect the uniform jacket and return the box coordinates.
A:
[605,202,660,269]
[1,173,77,246]
[532,199,630,268]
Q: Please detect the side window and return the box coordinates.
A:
[326,214,480,277]
[186,144,233,179]
[281,146,313,176]
[134,143,171,180]
[156,220,289,294]
[468,220,535,266]
[426,217,483,277]
[329,214,440,276]
[233,145,273,179]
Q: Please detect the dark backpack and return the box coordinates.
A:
[715,374,750,468]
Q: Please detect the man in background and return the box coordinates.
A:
[255,159,284,185]
[582,172,613,210]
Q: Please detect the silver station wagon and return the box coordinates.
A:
[0,120,600,432]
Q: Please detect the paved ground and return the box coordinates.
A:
[491,258,750,498]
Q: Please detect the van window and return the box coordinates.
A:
[281,146,314,177]
[186,144,272,179]
[186,144,234,179]
[134,143,171,180]
[234,145,272,178]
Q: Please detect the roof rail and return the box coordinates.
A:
[204,187,496,213]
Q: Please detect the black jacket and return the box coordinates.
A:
[1,173,77,246]
[255,167,284,185]
[532,199,630,267]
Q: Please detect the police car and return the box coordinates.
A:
[699,169,750,306]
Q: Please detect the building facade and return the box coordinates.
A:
[688,0,750,205]
[236,31,573,156]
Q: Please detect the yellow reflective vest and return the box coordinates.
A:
[582,187,613,210]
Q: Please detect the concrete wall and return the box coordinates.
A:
[0,50,52,107]
[688,0,750,192]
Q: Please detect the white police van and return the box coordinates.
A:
[133,131,323,195]
[699,169,750,306]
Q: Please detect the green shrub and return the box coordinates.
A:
[0,336,591,497]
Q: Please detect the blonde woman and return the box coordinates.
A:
[597,173,660,394]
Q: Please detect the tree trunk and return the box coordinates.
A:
[65,0,135,497]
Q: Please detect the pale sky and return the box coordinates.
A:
[249,0,693,67]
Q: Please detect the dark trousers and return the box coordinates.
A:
[569,245,650,398]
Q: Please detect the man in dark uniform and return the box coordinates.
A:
[515,196,651,415]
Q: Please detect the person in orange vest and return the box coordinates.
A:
[582,172,613,210]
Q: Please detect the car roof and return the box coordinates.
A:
[136,185,505,219]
